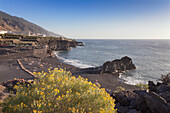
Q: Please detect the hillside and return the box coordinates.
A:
[0,11,62,37]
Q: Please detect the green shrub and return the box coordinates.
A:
[114,86,125,93]
[136,83,148,90]
[159,73,170,83]
[2,68,116,113]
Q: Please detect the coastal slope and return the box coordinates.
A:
[0,10,61,37]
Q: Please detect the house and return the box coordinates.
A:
[0,30,20,35]
[28,32,36,36]
[37,34,46,37]
[36,33,46,37]
[0,30,8,34]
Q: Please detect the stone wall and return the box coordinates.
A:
[33,49,48,58]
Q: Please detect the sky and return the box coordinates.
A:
[0,0,170,39]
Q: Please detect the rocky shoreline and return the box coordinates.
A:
[111,76,170,113]
[0,41,170,113]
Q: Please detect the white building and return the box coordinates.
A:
[37,34,46,37]
[0,30,8,34]
[0,30,17,34]
[36,33,46,37]
[28,32,46,37]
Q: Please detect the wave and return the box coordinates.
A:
[119,73,147,85]
[54,52,95,69]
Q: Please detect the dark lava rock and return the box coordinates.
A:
[2,79,31,93]
[69,40,77,47]
[156,84,170,93]
[113,91,138,106]
[159,91,170,103]
[116,105,129,113]
[128,109,142,113]
[132,92,149,113]
[48,39,71,51]
[116,105,142,113]
[148,81,157,92]
[80,66,102,74]
[102,56,136,74]
[113,79,170,113]
[145,92,170,113]
[133,90,147,95]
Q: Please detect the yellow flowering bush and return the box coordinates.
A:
[2,68,116,113]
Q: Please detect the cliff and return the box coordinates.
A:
[38,38,83,51]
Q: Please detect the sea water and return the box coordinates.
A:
[55,39,170,85]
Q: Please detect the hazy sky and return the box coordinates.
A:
[0,0,170,39]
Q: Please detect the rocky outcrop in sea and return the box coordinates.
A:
[79,56,136,75]
[102,56,136,74]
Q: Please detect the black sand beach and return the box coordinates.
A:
[0,48,139,93]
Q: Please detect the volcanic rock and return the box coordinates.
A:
[2,79,31,93]
[156,84,170,93]
[113,91,138,106]
[145,92,170,113]
[102,56,136,74]
[159,91,170,103]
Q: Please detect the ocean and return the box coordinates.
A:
[55,39,170,85]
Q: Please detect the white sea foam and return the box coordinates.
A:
[119,73,147,85]
[54,52,95,69]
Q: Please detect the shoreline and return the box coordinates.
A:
[0,48,139,93]
[54,51,95,69]
[1,48,170,113]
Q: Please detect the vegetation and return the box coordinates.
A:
[135,83,149,90]
[159,73,170,83]
[0,34,61,40]
[114,86,125,93]
[2,68,116,113]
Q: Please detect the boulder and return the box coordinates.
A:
[132,91,149,113]
[102,56,136,74]
[128,109,142,113]
[2,79,31,93]
[145,92,170,113]
[113,79,170,113]
[0,85,5,92]
[159,91,170,103]
[0,92,8,102]
[116,105,129,113]
[148,81,157,92]
[0,85,8,103]
[113,91,138,106]
[156,84,170,93]
[116,104,142,113]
